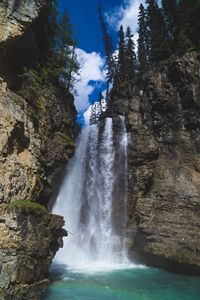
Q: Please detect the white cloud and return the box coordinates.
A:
[106,0,141,42]
[83,105,92,126]
[73,48,106,113]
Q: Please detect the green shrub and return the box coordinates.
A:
[20,69,43,101]
[57,132,75,147]
[7,200,47,215]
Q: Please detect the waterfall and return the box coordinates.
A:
[53,117,132,272]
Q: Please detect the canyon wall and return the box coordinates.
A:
[0,1,78,299]
[111,50,200,274]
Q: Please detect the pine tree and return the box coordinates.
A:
[146,0,171,64]
[41,8,79,88]
[34,0,58,67]
[190,0,200,47]
[97,92,103,117]
[20,0,80,108]
[90,97,105,125]
[125,26,137,80]
[98,6,116,84]
[178,0,200,51]
[89,104,97,125]
[137,4,149,76]
[162,0,179,38]
[32,3,79,87]
[118,25,126,82]
[56,9,79,89]
[161,0,179,52]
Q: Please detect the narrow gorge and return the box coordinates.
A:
[0,0,200,300]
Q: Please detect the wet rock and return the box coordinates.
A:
[125,51,200,274]
[0,83,77,298]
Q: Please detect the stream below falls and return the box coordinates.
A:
[45,117,200,299]
[45,265,200,300]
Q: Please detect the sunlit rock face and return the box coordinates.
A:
[0,79,77,299]
[0,1,78,299]
[110,50,200,275]
[0,0,46,42]
[0,209,66,300]
[0,0,47,88]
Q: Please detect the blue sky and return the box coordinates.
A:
[58,0,144,125]
[59,0,123,54]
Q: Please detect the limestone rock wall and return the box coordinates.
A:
[0,210,66,300]
[111,50,200,274]
[0,1,78,299]
[128,51,200,274]
[0,79,77,299]
[0,0,45,42]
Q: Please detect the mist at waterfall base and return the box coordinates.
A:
[45,117,200,300]
[53,117,132,272]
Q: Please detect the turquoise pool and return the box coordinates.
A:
[44,264,200,300]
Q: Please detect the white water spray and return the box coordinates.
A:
[53,117,135,272]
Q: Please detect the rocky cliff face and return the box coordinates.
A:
[0,1,78,299]
[0,0,45,43]
[111,50,200,274]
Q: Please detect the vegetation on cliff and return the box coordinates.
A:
[90,0,200,124]
[98,0,200,87]
[7,200,48,215]
[0,1,78,298]
[20,0,79,101]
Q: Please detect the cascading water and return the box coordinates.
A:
[53,117,132,272]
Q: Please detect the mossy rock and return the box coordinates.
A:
[56,132,75,147]
[65,117,71,126]
[7,200,47,216]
